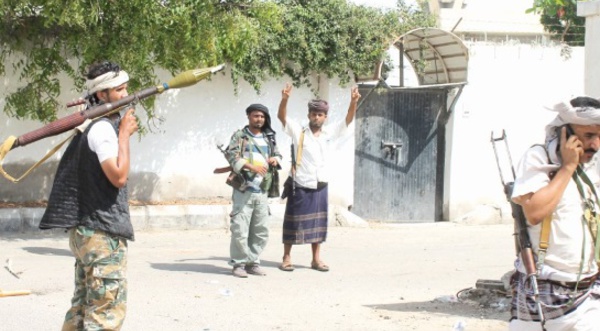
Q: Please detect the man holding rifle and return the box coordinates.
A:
[223,104,282,278]
[39,61,138,331]
[510,96,600,330]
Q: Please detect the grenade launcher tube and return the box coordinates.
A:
[10,64,226,150]
[12,86,159,150]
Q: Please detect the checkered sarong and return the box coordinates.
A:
[282,184,328,245]
[510,271,600,321]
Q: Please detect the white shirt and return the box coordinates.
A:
[87,121,118,163]
[512,144,599,281]
[284,117,348,189]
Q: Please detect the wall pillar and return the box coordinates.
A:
[578,1,600,97]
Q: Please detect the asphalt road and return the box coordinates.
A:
[0,223,515,331]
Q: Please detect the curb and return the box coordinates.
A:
[0,204,368,236]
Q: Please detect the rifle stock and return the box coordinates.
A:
[492,131,546,330]
[214,166,232,174]
[507,186,546,329]
[214,144,232,174]
[506,183,537,277]
[215,143,247,190]
[521,248,545,329]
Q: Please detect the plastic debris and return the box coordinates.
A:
[452,320,466,331]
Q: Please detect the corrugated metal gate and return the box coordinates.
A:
[353,87,448,222]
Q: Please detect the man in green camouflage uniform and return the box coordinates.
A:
[224,104,281,278]
[39,61,138,330]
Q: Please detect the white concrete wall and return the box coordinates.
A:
[0,66,356,207]
[0,44,587,222]
[578,0,600,97]
[446,44,584,220]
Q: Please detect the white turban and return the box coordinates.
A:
[86,70,130,95]
[544,98,600,143]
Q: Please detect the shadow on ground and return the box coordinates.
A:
[365,300,509,322]
[1,229,68,240]
[150,262,230,275]
[22,246,71,257]
[150,257,293,275]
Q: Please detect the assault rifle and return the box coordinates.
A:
[491,130,546,330]
[214,144,233,174]
[215,143,246,190]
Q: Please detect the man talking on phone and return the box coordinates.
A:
[509,96,600,330]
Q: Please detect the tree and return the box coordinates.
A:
[0,0,435,128]
[526,0,585,47]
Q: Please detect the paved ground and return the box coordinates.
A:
[0,222,515,331]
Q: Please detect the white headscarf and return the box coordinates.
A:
[86,70,130,95]
[545,98,600,143]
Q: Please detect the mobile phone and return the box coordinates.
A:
[555,124,575,152]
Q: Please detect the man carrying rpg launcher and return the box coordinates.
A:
[510,96,600,330]
[39,61,138,331]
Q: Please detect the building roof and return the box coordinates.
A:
[394,27,469,85]
[435,0,546,34]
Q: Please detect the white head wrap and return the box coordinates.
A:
[86,70,130,95]
[544,98,600,143]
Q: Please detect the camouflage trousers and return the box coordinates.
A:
[62,226,128,331]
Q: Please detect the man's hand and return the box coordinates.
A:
[350,86,361,104]
[518,126,583,225]
[267,157,279,167]
[120,108,139,137]
[559,126,582,171]
[282,83,292,101]
[251,164,268,176]
[278,84,292,126]
[345,86,361,125]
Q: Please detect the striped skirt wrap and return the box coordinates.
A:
[510,271,600,322]
[282,183,328,245]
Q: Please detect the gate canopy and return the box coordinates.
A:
[394,27,469,86]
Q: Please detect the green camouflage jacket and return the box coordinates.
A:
[224,126,282,195]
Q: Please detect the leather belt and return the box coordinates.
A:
[547,273,599,290]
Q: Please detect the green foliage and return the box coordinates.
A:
[0,0,434,126]
[526,0,585,46]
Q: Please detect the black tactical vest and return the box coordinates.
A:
[39,118,134,240]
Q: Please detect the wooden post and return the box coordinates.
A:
[0,289,32,297]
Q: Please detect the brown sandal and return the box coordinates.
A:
[311,261,329,272]
[279,262,294,272]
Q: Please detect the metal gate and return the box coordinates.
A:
[353,87,448,222]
